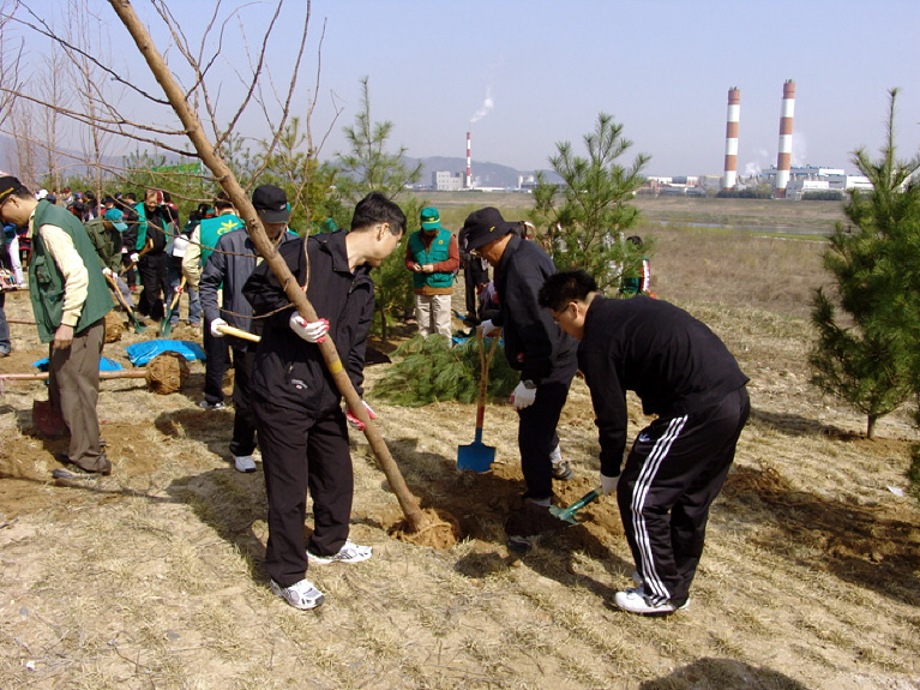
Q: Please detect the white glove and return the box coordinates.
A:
[129,252,140,263]
[210,317,228,338]
[290,313,329,343]
[510,380,537,410]
[101,267,114,277]
[600,473,620,496]
[479,319,499,337]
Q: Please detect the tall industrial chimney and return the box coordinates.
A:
[774,79,796,198]
[466,131,472,189]
[722,87,741,189]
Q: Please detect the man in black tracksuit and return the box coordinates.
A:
[242,192,406,611]
[460,208,578,510]
[539,270,750,616]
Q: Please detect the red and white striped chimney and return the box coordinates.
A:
[722,87,741,189]
[466,131,472,189]
[774,79,796,198]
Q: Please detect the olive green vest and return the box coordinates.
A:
[29,200,113,343]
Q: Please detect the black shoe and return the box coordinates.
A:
[55,452,112,476]
[551,461,573,481]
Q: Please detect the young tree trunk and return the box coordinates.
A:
[107,0,427,532]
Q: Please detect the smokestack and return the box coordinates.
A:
[774,79,795,198]
[466,131,472,189]
[722,87,741,189]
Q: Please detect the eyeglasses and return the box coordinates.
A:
[551,302,576,325]
[469,248,481,259]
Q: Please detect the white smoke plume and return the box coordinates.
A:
[470,88,494,124]
[791,132,808,167]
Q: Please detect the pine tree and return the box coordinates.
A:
[374,334,519,407]
[809,89,920,438]
[333,77,421,342]
[529,113,650,292]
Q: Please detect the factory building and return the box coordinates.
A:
[433,170,464,192]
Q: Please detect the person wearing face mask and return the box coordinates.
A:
[404,206,459,339]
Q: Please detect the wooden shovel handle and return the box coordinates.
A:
[216,324,261,343]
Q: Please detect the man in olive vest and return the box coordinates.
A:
[0,175,114,475]
[404,206,459,338]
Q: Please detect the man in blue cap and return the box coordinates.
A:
[404,206,459,338]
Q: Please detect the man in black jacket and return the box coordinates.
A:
[539,270,750,616]
[200,185,298,473]
[242,191,405,611]
[460,208,578,514]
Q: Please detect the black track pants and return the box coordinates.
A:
[617,386,750,606]
[255,400,353,587]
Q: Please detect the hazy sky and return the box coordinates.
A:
[12,1,920,177]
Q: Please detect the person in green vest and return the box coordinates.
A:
[181,194,243,409]
[0,175,114,475]
[403,206,459,338]
[131,188,171,322]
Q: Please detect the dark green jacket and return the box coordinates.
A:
[29,201,113,343]
[85,218,123,273]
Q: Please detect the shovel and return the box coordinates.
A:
[549,488,601,525]
[457,328,500,472]
[105,272,147,334]
[119,238,153,276]
[159,275,187,336]
[507,488,603,552]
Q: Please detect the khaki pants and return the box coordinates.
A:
[415,293,453,338]
[49,318,106,469]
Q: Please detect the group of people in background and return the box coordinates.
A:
[0,180,749,618]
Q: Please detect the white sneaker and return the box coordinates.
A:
[307,539,372,565]
[233,455,256,473]
[270,578,325,610]
[613,586,690,616]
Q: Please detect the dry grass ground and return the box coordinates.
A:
[1,199,918,689]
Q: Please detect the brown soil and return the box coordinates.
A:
[1,218,918,689]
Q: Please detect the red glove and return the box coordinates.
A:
[346,400,376,431]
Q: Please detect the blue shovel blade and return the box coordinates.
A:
[457,440,495,472]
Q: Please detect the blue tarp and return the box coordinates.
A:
[32,356,123,372]
[125,340,206,367]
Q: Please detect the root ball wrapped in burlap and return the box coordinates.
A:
[145,352,189,395]
[104,311,124,343]
[389,508,461,548]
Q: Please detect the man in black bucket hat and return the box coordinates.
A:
[461,207,578,534]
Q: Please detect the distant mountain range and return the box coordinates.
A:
[0,135,560,190]
[404,155,563,189]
